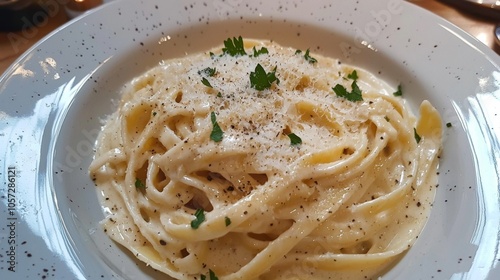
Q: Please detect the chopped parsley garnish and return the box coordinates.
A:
[252,46,269,57]
[135,178,145,189]
[191,208,205,229]
[222,36,246,57]
[393,84,403,96]
[209,52,216,58]
[303,49,318,64]
[333,81,363,102]
[217,92,223,98]
[446,122,452,128]
[347,70,358,81]
[295,49,317,64]
[152,112,157,116]
[202,77,213,88]
[200,269,219,280]
[414,128,421,144]
[199,67,217,77]
[250,64,280,91]
[210,112,224,142]
[225,216,231,226]
[288,133,302,146]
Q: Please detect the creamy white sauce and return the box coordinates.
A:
[89,39,442,280]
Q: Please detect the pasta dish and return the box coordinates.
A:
[89,37,442,279]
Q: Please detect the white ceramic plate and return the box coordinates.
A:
[1,0,499,279]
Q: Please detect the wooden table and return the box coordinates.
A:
[0,0,498,75]
[410,0,499,52]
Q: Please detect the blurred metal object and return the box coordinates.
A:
[494,23,500,47]
[439,0,500,20]
[65,0,103,18]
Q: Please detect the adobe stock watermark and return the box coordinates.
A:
[7,0,72,54]
[53,127,98,181]
[339,0,403,61]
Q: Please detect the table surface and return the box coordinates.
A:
[0,0,498,75]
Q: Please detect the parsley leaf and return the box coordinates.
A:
[250,64,280,91]
[446,122,452,128]
[288,133,302,146]
[210,112,224,142]
[201,269,219,280]
[199,67,216,88]
[191,208,205,229]
[351,82,362,99]
[347,70,358,81]
[295,49,317,63]
[199,67,217,77]
[252,46,269,57]
[202,77,213,88]
[414,128,421,144]
[135,178,145,189]
[333,81,363,102]
[303,49,317,64]
[393,84,403,96]
[225,216,231,226]
[209,269,218,280]
[222,36,246,57]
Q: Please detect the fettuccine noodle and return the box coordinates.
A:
[89,38,442,279]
